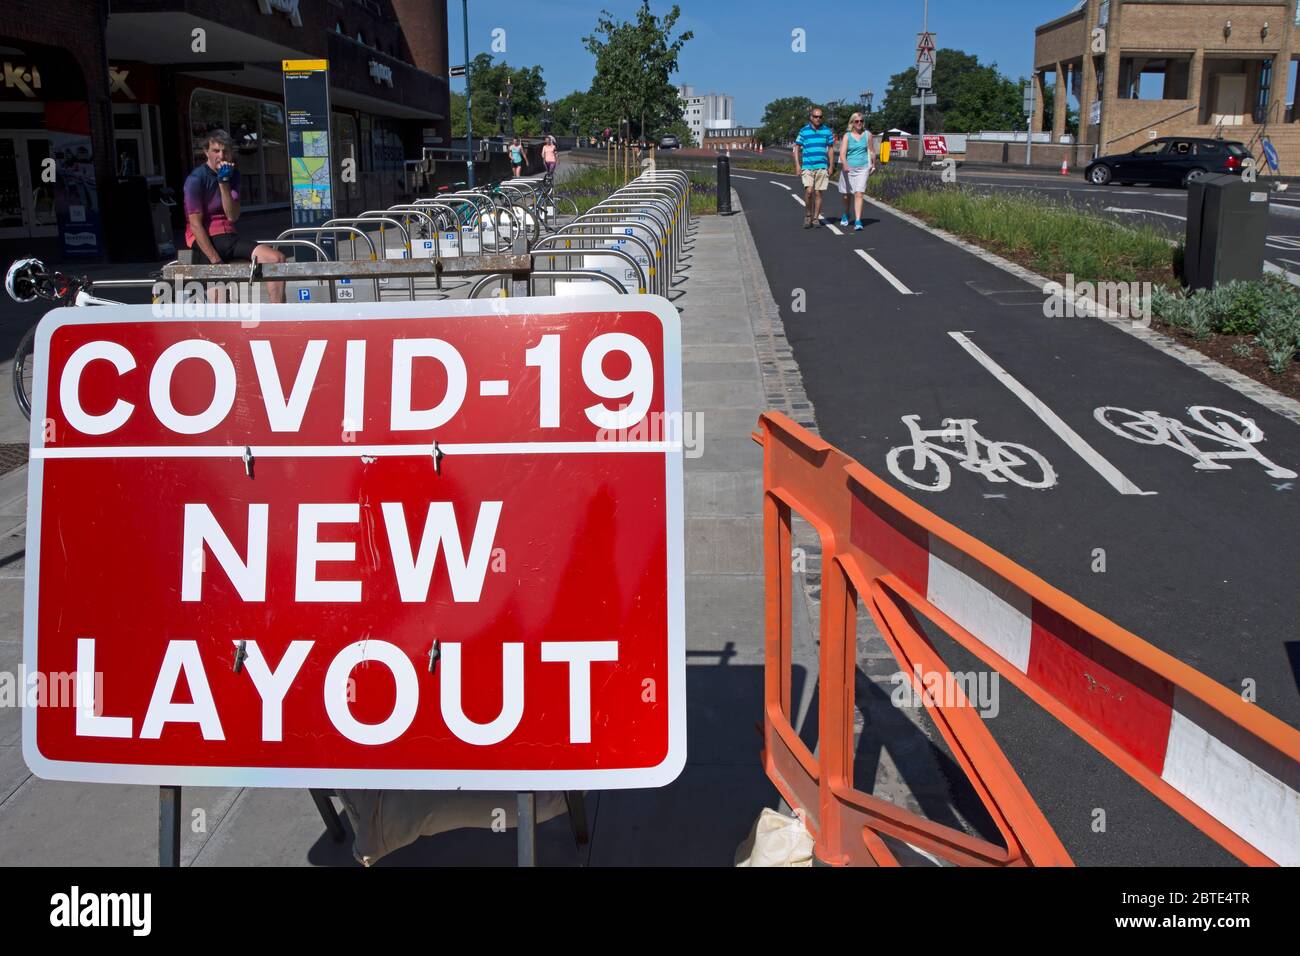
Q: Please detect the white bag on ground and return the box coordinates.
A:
[735,807,814,867]
[336,790,569,866]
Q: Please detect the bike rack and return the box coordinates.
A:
[530,240,649,295]
[468,269,628,299]
[533,232,657,296]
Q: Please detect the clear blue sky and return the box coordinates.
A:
[448,0,1076,125]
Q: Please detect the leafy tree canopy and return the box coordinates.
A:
[872,49,1025,135]
[584,2,693,140]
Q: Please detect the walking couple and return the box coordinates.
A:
[794,106,875,231]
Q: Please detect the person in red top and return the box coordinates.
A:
[184,129,285,303]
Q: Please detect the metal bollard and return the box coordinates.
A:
[717,154,732,215]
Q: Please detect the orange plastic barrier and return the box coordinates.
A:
[756,411,1300,866]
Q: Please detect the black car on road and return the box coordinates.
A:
[659,134,681,150]
[1084,136,1252,188]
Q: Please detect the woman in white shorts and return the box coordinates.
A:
[837,113,874,231]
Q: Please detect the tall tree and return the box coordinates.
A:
[873,49,1023,134]
[452,53,548,137]
[584,2,693,140]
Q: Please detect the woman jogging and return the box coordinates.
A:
[542,136,557,176]
[509,137,524,177]
[837,113,874,231]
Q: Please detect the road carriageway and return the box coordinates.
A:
[733,172,1300,865]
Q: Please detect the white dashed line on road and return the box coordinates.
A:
[826,223,843,235]
[732,173,757,180]
[771,180,792,190]
[854,248,914,295]
[1104,207,1186,221]
[948,331,1155,496]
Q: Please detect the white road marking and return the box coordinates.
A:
[732,173,757,180]
[947,332,1155,496]
[1096,406,1298,478]
[771,180,792,190]
[1104,206,1186,221]
[854,248,914,294]
[826,223,843,235]
[790,194,806,207]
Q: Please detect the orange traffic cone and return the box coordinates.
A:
[1060,157,1069,176]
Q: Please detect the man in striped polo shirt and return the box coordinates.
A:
[793,106,835,228]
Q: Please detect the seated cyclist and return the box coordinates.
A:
[184,129,285,303]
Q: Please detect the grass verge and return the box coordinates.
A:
[867,170,1176,286]
[557,163,717,215]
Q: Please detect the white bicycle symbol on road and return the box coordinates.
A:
[1094,406,1298,479]
[886,415,1057,492]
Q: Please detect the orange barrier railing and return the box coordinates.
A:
[757,411,1300,866]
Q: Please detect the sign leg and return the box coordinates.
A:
[309,789,346,843]
[159,785,181,867]
[564,791,590,847]
[517,792,536,867]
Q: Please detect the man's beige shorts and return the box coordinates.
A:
[800,168,829,190]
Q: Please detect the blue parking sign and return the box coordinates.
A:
[298,288,311,301]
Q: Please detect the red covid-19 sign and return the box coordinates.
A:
[23,297,685,789]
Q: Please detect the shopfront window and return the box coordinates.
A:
[188,89,290,207]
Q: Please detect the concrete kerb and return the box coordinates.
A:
[862,193,1300,424]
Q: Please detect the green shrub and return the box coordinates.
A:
[1256,305,1300,374]
[1184,296,1213,339]
[1151,285,1189,326]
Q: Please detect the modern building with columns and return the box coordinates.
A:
[1031,0,1299,171]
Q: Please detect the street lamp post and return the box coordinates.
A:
[505,77,514,138]
[541,101,552,137]
[571,107,579,140]
[461,0,474,187]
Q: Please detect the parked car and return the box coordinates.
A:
[659,134,681,150]
[1084,137,1252,188]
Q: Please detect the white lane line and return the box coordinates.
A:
[948,332,1155,496]
[826,223,843,235]
[732,173,758,180]
[771,180,792,190]
[790,193,806,207]
[1104,206,1186,221]
[854,248,915,295]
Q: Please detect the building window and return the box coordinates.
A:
[189,89,290,207]
[1255,58,1273,123]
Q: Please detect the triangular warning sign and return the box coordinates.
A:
[917,49,934,65]
[917,31,936,51]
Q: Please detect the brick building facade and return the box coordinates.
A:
[1033,0,1299,169]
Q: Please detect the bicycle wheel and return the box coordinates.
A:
[1186,406,1262,444]
[12,323,36,421]
[886,444,951,492]
[1094,406,1168,445]
[987,442,1057,489]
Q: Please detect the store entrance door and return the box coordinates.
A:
[0,133,58,239]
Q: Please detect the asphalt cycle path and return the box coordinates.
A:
[735,171,1300,866]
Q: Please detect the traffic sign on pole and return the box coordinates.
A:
[22,297,687,790]
[911,93,937,107]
